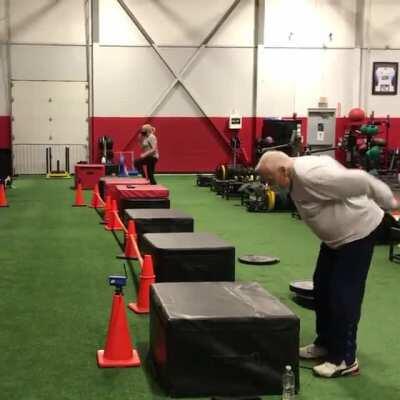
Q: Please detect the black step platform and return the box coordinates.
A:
[124,209,194,249]
[150,281,300,397]
[120,198,170,212]
[141,232,235,282]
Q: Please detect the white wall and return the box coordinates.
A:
[99,0,255,46]
[360,1,400,116]
[0,0,9,114]
[259,0,360,117]
[9,0,86,44]
[366,0,400,48]
[259,48,359,117]
[95,0,256,117]
[0,0,87,116]
[1,0,400,120]
[11,45,87,81]
[264,0,357,48]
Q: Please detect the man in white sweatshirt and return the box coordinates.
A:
[255,150,397,378]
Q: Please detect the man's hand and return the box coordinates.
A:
[391,197,400,210]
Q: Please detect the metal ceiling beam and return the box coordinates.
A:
[149,0,241,116]
[116,0,248,161]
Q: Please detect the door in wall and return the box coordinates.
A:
[11,81,88,174]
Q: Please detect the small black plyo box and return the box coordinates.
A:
[123,209,194,249]
[141,232,235,282]
[120,198,170,212]
[120,199,171,211]
[150,282,300,398]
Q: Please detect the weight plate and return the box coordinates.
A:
[289,280,314,297]
[238,255,280,266]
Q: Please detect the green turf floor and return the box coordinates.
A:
[0,175,399,400]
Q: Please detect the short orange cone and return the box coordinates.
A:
[0,184,9,207]
[105,200,124,231]
[128,255,155,314]
[117,220,139,259]
[72,182,86,207]
[97,291,141,368]
[101,195,112,225]
[90,184,101,208]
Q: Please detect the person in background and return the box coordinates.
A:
[255,150,398,378]
[134,124,159,185]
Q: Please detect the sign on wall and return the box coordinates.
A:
[372,62,398,95]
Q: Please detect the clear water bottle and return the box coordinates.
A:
[282,365,295,400]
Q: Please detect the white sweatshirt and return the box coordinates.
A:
[141,133,159,159]
[290,156,394,248]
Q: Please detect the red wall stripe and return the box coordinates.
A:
[0,116,11,149]
[91,116,260,172]
[3,114,400,171]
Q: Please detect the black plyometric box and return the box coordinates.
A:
[0,149,12,180]
[142,232,235,282]
[120,198,170,212]
[150,282,300,398]
[124,209,194,249]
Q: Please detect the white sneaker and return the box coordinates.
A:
[313,359,360,378]
[299,344,328,359]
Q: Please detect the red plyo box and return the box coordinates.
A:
[75,164,105,189]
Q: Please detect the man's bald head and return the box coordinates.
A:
[255,150,294,189]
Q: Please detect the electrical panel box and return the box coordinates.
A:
[229,114,242,129]
[307,108,336,156]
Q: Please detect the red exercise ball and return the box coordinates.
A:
[348,108,366,122]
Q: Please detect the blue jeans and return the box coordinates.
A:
[313,225,379,364]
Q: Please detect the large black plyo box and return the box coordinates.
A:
[0,149,12,180]
[120,198,170,212]
[150,282,300,397]
[141,232,235,282]
[123,209,194,249]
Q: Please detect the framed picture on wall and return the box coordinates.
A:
[372,62,398,95]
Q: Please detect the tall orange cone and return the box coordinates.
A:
[90,184,101,208]
[128,255,155,314]
[105,200,124,231]
[101,195,112,225]
[0,184,9,207]
[72,182,86,207]
[97,292,141,368]
[117,220,139,259]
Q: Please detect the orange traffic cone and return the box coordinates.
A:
[0,184,9,207]
[128,255,155,314]
[117,220,139,259]
[101,195,112,225]
[72,182,86,207]
[97,292,141,368]
[90,184,101,208]
[105,200,124,231]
